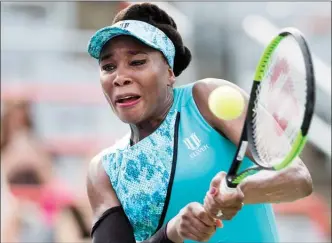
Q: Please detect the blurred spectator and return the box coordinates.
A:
[1,98,58,242]
[1,98,33,149]
[53,198,92,243]
[1,168,19,243]
[1,98,53,185]
[53,152,93,243]
[1,97,93,242]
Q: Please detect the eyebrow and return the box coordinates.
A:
[99,50,148,62]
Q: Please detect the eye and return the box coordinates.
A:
[102,64,116,72]
[130,60,146,66]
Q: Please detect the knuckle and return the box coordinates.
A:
[179,228,187,237]
[188,202,199,210]
[180,207,187,215]
[181,213,189,221]
[197,211,206,219]
[179,231,186,238]
[186,203,193,211]
[179,221,187,229]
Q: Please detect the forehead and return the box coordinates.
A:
[100,35,155,57]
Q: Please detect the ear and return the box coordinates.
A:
[167,67,176,86]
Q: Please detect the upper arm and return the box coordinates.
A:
[86,154,121,223]
[193,78,249,148]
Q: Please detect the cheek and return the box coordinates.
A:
[99,75,114,105]
[100,73,113,91]
[144,78,168,107]
[141,73,162,97]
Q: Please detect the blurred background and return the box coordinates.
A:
[1,1,331,242]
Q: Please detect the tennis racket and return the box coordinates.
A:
[221,27,316,193]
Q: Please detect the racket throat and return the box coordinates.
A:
[225,175,239,188]
[228,125,249,176]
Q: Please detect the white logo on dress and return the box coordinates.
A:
[183,133,201,150]
[183,133,209,159]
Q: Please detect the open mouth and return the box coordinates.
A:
[115,95,142,108]
[116,95,141,104]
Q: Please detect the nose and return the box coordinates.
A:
[112,71,133,87]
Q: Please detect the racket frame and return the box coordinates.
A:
[226,28,315,188]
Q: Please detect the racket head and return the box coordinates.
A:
[246,27,315,171]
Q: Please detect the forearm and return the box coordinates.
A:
[239,159,313,204]
[141,224,177,243]
[92,206,176,243]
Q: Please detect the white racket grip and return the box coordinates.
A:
[220,178,237,195]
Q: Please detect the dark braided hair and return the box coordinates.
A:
[113,3,192,77]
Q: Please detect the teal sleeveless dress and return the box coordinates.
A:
[102,82,279,242]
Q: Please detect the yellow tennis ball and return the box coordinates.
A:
[208,86,245,120]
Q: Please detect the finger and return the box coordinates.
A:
[232,202,244,211]
[193,204,216,227]
[190,216,216,235]
[215,219,223,228]
[180,230,200,242]
[208,186,218,197]
[210,172,226,190]
[182,231,212,243]
[184,222,213,242]
[205,191,244,220]
[203,197,224,230]
[178,217,201,240]
[216,192,244,207]
[217,201,244,212]
[203,194,214,214]
[216,207,244,220]
[204,193,223,216]
[230,190,245,205]
[221,208,240,217]
[214,205,243,218]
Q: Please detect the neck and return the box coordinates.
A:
[130,90,174,144]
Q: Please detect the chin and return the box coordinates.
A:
[117,112,143,124]
[119,117,139,124]
[114,101,148,124]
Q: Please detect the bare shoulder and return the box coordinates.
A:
[87,133,130,184]
[191,78,249,147]
[87,148,109,185]
[196,77,232,86]
[194,78,248,98]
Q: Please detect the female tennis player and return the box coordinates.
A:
[86,3,313,243]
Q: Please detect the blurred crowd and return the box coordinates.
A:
[1,98,92,243]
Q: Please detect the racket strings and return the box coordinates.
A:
[251,37,308,167]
